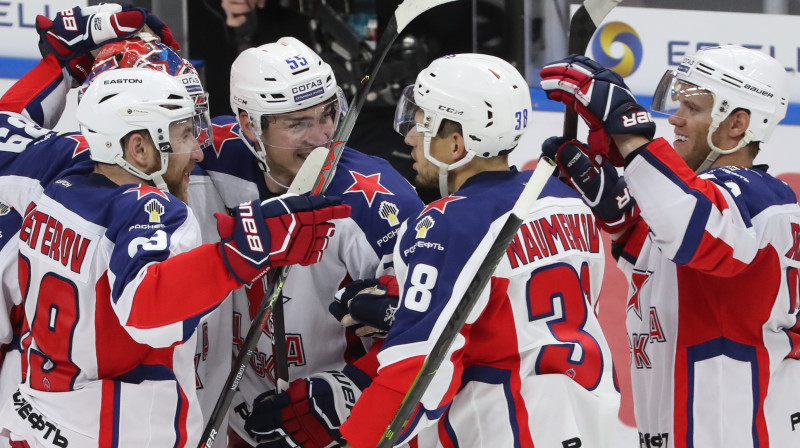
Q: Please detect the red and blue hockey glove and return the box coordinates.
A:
[35,3,179,84]
[542,136,640,235]
[539,54,655,166]
[244,369,367,448]
[329,275,399,338]
[215,193,351,285]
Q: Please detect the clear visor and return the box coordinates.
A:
[257,88,347,151]
[165,116,204,155]
[651,70,714,124]
[393,85,430,138]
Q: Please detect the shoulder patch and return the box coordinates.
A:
[123,185,170,202]
[344,170,393,206]
[418,195,465,218]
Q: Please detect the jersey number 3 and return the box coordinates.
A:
[527,262,604,390]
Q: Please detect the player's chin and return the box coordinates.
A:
[414,173,436,190]
[167,173,191,203]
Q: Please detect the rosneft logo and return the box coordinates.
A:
[591,22,642,77]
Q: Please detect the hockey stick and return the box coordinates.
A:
[197,2,459,446]
[271,0,460,391]
[198,147,328,448]
[376,158,557,448]
[312,0,460,195]
[563,0,623,140]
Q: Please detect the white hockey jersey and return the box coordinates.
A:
[617,138,800,448]
[200,116,424,444]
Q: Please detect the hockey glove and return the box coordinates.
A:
[36,4,179,84]
[215,193,351,285]
[329,275,400,338]
[542,137,640,235]
[539,54,655,166]
[244,370,365,448]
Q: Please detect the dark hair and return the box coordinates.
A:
[436,118,462,138]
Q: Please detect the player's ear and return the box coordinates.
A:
[452,132,467,161]
[728,108,751,140]
[238,110,258,142]
[124,131,154,168]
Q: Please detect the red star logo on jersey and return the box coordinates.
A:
[344,171,392,206]
[124,185,170,201]
[212,122,240,157]
[626,270,651,319]
[419,196,465,217]
[65,134,90,158]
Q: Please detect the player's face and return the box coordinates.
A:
[164,119,203,202]
[405,110,451,189]
[666,83,715,171]
[259,100,338,182]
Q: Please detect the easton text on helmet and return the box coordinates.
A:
[104,78,143,84]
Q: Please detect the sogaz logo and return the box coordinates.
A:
[591,22,643,78]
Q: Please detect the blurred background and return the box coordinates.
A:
[2,0,799,430]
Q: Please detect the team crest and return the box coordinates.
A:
[145,199,165,223]
[415,216,435,239]
[626,269,652,319]
[378,201,400,226]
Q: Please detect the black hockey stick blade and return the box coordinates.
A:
[377,159,557,448]
[197,148,328,448]
[563,0,623,140]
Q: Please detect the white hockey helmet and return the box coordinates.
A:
[229,36,346,174]
[651,45,789,171]
[394,53,532,196]
[77,68,201,192]
[81,39,213,150]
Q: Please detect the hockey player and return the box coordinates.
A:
[539,47,800,447]
[0,8,422,443]
[343,53,622,447]
[245,54,623,448]
[200,36,424,447]
[0,67,348,447]
[0,6,183,445]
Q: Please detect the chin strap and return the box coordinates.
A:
[423,133,475,198]
[437,164,449,198]
[696,122,753,173]
[240,118,290,190]
[114,151,169,192]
